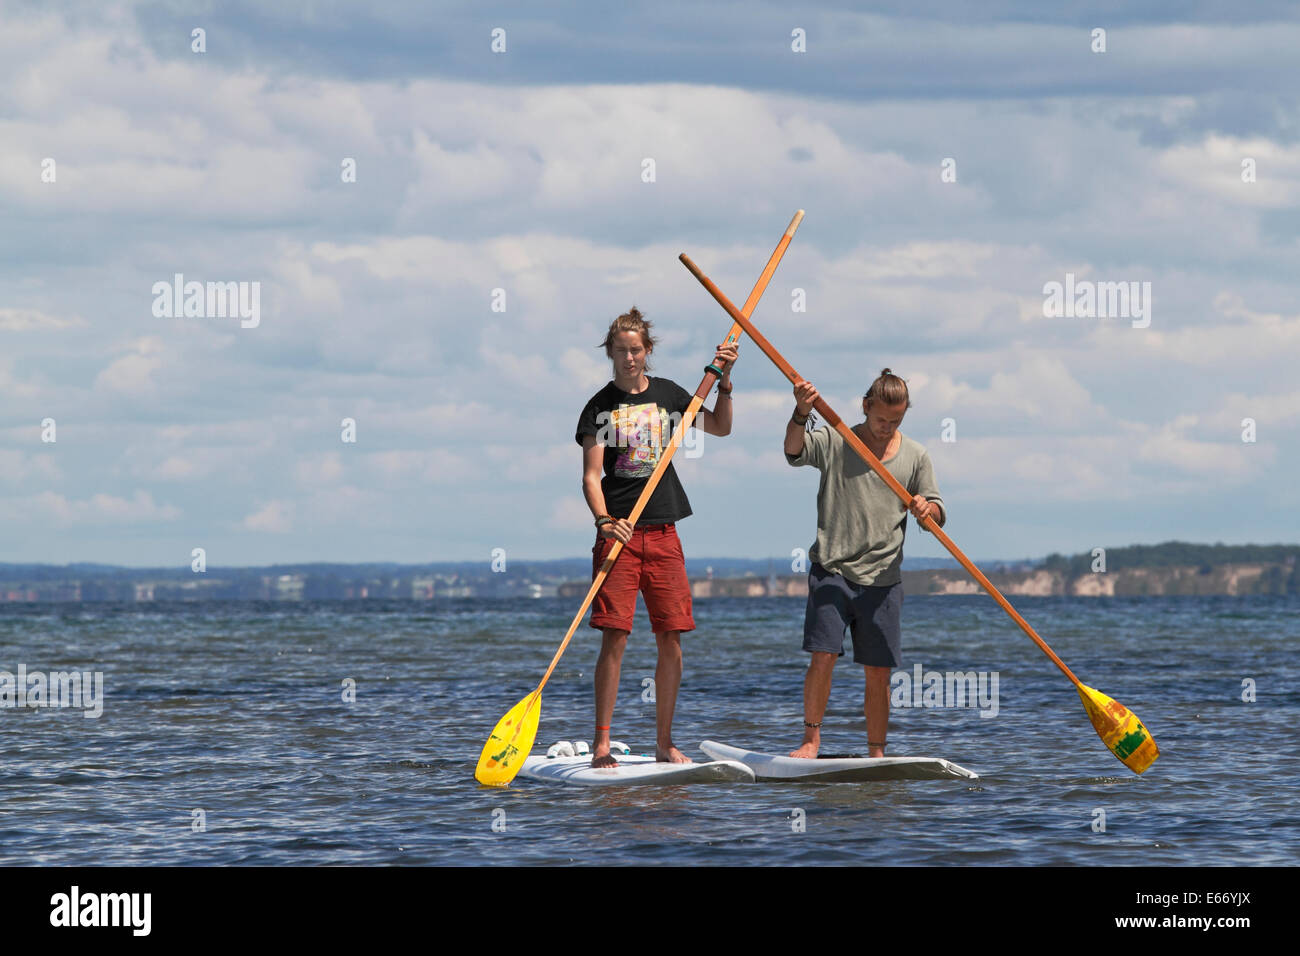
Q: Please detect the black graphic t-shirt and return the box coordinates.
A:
[574,377,694,525]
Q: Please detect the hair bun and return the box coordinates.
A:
[600,307,657,368]
[864,367,911,409]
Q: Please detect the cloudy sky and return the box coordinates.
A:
[1,1,1296,567]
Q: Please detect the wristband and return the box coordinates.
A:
[716,382,733,395]
[595,515,613,528]
[792,411,809,426]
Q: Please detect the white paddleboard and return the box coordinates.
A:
[699,740,978,782]
[519,751,755,786]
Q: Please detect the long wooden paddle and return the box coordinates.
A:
[678,252,1159,776]
[474,211,805,786]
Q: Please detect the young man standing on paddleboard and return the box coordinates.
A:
[784,369,944,759]
[575,307,738,768]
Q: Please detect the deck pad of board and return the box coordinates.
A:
[519,751,755,785]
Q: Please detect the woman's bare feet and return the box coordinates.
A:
[656,744,692,763]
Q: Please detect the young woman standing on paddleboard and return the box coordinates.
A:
[784,369,945,759]
[575,307,738,768]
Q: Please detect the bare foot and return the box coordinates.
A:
[656,744,692,764]
[590,746,619,768]
[789,742,819,759]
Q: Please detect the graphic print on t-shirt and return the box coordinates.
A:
[612,401,668,478]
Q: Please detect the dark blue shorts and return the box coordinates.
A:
[802,563,903,667]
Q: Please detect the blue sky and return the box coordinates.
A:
[2,1,1297,566]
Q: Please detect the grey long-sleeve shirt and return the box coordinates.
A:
[786,427,945,587]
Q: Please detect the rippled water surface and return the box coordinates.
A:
[1,595,1295,865]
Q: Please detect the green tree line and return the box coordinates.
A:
[1041,542,1300,577]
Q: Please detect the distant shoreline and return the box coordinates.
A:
[2,542,1296,602]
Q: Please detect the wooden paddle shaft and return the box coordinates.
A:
[678,252,1084,688]
[530,212,805,695]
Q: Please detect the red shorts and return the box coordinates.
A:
[589,524,695,634]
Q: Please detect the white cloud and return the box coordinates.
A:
[929,436,1132,502]
[739,389,797,413]
[242,500,294,533]
[6,489,182,525]
[828,241,999,282]
[361,448,476,485]
[94,337,166,394]
[1136,416,1274,478]
[485,442,579,484]
[0,308,84,331]
[272,243,344,311]
[301,485,387,527]
[1157,135,1300,208]
[1093,291,1300,372]
[0,357,41,399]
[674,442,795,487]
[404,131,521,206]
[1205,389,1300,431]
[296,452,345,486]
[0,450,61,485]
[909,355,1106,430]
[153,457,199,480]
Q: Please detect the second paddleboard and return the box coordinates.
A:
[700,740,978,782]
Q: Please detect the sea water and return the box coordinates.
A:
[0,595,1295,866]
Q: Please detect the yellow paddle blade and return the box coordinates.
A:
[1077,684,1159,775]
[474,690,542,787]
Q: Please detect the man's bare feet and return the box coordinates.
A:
[656,744,692,764]
[590,745,618,768]
[789,742,819,759]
